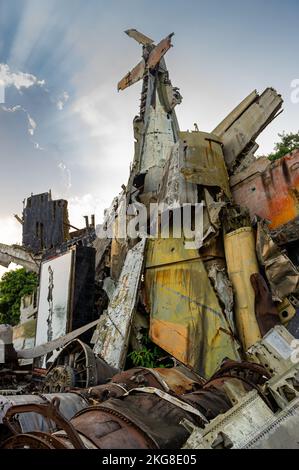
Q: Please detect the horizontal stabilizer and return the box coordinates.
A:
[125,29,154,45]
[117,33,174,91]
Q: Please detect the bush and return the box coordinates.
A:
[268,131,299,161]
[0,268,38,326]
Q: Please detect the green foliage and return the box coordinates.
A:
[128,333,172,369]
[0,268,38,326]
[268,131,299,161]
[128,346,159,368]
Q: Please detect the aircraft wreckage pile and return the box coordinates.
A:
[1,30,299,449]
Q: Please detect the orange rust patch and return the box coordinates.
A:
[154,368,204,394]
[150,318,188,363]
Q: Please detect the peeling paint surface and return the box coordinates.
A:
[93,238,146,369]
[145,238,240,378]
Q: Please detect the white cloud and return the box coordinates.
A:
[0,63,45,90]
[0,216,22,245]
[72,91,114,138]
[27,114,36,135]
[0,78,4,103]
[33,141,44,150]
[56,91,69,110]
[1,104,38,138]
[0,63,45,143]
[68,193,108,228]
[58,162,72,190]
[0,217,22,279]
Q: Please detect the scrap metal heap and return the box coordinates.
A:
[1,30,299,449]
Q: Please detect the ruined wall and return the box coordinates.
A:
[22,192,69,253]
[230,150,299,229]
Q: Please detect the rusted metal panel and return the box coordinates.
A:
[140,86,177,174]
[233,143,259,175]
[0,363,272,449]
[158,142,197,206]
[231,151,299,230]
[271,217,299,246]
[145,238,240,378]
[256,220,299,300]
[79,366,205,403]
[117,33,173,92]
[224,227,262,350]
[179,131,232,198]
[42,339,118,392]
[125,29,154,46]
[201,189,226,246]
[147,33,174,70]
[0,393,88,434]
[244,398,299,449]
[108,367,204,396]
[213,90,258,137]
[90,390,201,449]
[118,33,180,203]
[93,238,146,369]
[128,387,208,423]
[12,318,36,365]
[70,406,156,449]
[247,325,297,376]
[206,262,236,334]
[215,88,283,171]
[16,319,98,360]
[250,273,280,336]
[277,298,296,325]
[183,390,274,449]
[184,352,299,449]
[117,59,145,91]
[110,236,129,281]
[152,368,205,394]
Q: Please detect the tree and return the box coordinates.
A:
[0,268,38,326]
[268,131,299,161]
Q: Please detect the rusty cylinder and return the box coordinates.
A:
[224,227,262,350]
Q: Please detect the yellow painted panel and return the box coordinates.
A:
[145,238,240,378]
[224,227,262,350]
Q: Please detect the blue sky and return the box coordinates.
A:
[0,0,298,252]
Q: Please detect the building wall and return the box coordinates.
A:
[22,192,69,253]
[231,150,299,229]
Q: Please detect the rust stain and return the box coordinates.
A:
[150,318,189,362]
[231,150,299,229]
